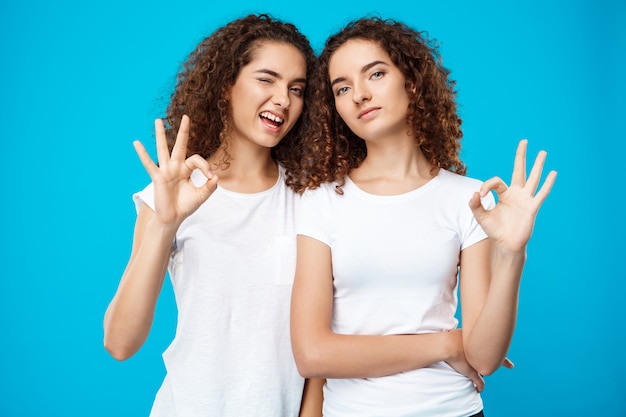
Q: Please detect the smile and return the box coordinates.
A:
[260,111,284,128]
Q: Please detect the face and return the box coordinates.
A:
[227,41,307,149]
[328,39,411,142]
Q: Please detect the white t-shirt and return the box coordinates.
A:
[134,166,304,417]
[297,169,495,417]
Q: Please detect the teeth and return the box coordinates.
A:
[260,111,284,123]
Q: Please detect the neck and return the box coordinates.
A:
[350,134,437,195]
[363,133,433,176]
[209,141,278,193]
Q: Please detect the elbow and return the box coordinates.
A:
[463,336,510,377]
[466,353,501,377]
[476,364,498,377]
[103,310,145,361]
[103,331,137,361]
[104,340,135,361]
[294,351,326,379]
[292,340,329,378]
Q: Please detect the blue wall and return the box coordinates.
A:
[1,0,624,415]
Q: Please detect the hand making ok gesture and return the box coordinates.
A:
[469,139,558,254]
[133,114,219,229]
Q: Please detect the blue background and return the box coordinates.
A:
[1,0,624,415]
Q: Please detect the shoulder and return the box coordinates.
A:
[437,169,495,209]
[438,169,482,186]
[437,169,484,193]
[300,181,341,208]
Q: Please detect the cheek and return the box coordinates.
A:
[334,100,349,122]
[291,100,305,120]
[336,109,355,131]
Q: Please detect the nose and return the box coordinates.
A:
[272,86,290,109]
[352,81,371,105]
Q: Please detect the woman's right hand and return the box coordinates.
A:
[444,329,485,392]
[134,114,219,229]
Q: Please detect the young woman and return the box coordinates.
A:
[103,14,321,417]
[290,17,557,416]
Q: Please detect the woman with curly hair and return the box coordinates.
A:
[290,17,557,416]
[104,14,321,417]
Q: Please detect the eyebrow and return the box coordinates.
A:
[330,60,389,88]
[253,69,307,84]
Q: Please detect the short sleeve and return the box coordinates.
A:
[460,187,496,250]
[296,187,332,247]
[132,183,155,213]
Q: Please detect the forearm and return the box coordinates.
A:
[293,330,451,379]
[465,248,526,375]
[298,378,325,417]
[292,235,453,379]
[103,219,176,360]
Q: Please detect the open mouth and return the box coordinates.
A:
[260,111,284,128]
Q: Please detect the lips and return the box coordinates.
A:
[358,107,380,119]
[260,111,284,128]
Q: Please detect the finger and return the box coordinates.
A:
[154,118,171,165]
[469,191,496,230]
[511,139,528,186]
[133,140,158,178]
[185,154,213,178]
[502,357,515,369]
[480,176,508,197]
[187,166,219,201]
[525,150,547,195]
[171,115,191,161]
[468,191,487,220]
[473,373,485,393]
[533,170,557,207]
[197,174,219,201]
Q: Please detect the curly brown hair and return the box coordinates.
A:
[296,17,466,194]
[163,14,316,190]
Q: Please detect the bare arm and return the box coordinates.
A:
[290,235,483,389]
[298,378,325,417]
[103,116,218,360]
[103,204,179,360]
[459,239,522,376]
[462,140,557,375]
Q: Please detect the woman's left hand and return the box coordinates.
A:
[468,139,557,254]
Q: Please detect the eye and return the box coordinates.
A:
[258,78,274,84]
[335,86,349,96]
[290,86,304,97]
[371,71,384,80]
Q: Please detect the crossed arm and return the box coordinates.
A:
[290,140,556,383]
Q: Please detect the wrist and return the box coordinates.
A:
[147,216,180,240]
[492,245,527,264]
[490,246,526,287]
[441,331,462,362]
